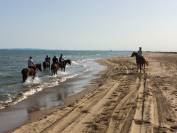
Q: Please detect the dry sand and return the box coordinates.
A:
[13,52,177,133]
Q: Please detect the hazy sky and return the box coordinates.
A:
[0,0,177,51]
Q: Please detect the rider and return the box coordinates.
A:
[52,56,58,64]
[138,47,143,57]
[59,54,64,64]
[45,55,50,64]
[28,56,35,70]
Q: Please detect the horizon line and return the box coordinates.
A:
[0,48,177,53]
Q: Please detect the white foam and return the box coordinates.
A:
[84,69,89,73]
[33,77,41,84]
[24,76,41,85]
[12,87,43,105]
[58,71,69,75]
[24,87,43,96]
[72,61,79,65]
[49,74,58,78]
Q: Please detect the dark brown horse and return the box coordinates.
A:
[21,64,42,82]
[43,61,50,70]
[131,52,148,73]
[51,63,59,75]
[58,59,71,72]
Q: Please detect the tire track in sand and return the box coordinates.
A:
[106,77,141,133]
[150,77,177,133]
[40,77,126,133]
[83,75,140,133]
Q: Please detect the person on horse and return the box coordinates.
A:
[138,47,143,57]
[59,54,64,64]
[45,55,50,64]
[52,56,58,64]
[28,56,36,71]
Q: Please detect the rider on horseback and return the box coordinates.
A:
[28,56,35,70]
[45,55,50,63]
[52,56,58,64]
[138,47,143,57]
[59,54,64,64]
[45,55,50,65]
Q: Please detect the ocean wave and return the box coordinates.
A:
[59,74,79,82]
[0,72,80,108]
[72,61,79,65]
[12,86,43,105]
[0,93,13,104]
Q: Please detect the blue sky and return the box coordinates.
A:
[0,0,177,51]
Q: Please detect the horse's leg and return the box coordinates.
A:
[139,64,142,73]
[137,64,140,73]
[22,74,26,82]
[33,74,35,80]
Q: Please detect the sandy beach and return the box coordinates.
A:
[13,52,177,133]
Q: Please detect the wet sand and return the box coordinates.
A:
[0,70,103,133]
[13,52,177,133]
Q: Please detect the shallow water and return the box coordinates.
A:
[0,50,130,107]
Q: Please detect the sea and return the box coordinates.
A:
[0,49,131,132]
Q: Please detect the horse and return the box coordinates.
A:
[21,64,42,82]
[51,63,59,75]
[131,52,148,73]
[58,59,71,72]
[43,61,50,70]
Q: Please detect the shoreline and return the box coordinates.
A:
[0,59,106,133]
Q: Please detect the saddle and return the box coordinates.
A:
[28,66,36,72]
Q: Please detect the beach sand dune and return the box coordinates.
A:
[13,53,177,133]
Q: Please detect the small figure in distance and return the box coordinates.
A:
[43,55,51,69]
[138,47,143,57]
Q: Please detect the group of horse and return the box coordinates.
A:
[21,59,71,82]
[21,52,148,83]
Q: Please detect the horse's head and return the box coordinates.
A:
[131,52,137,57]
[36,64,42,72]
[66,59,71,65]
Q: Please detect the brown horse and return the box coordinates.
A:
[21,64,42,82]
[43,61,50,70]
[58,59,71,72]
[131,52,148,73]
[51,63,59,75]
